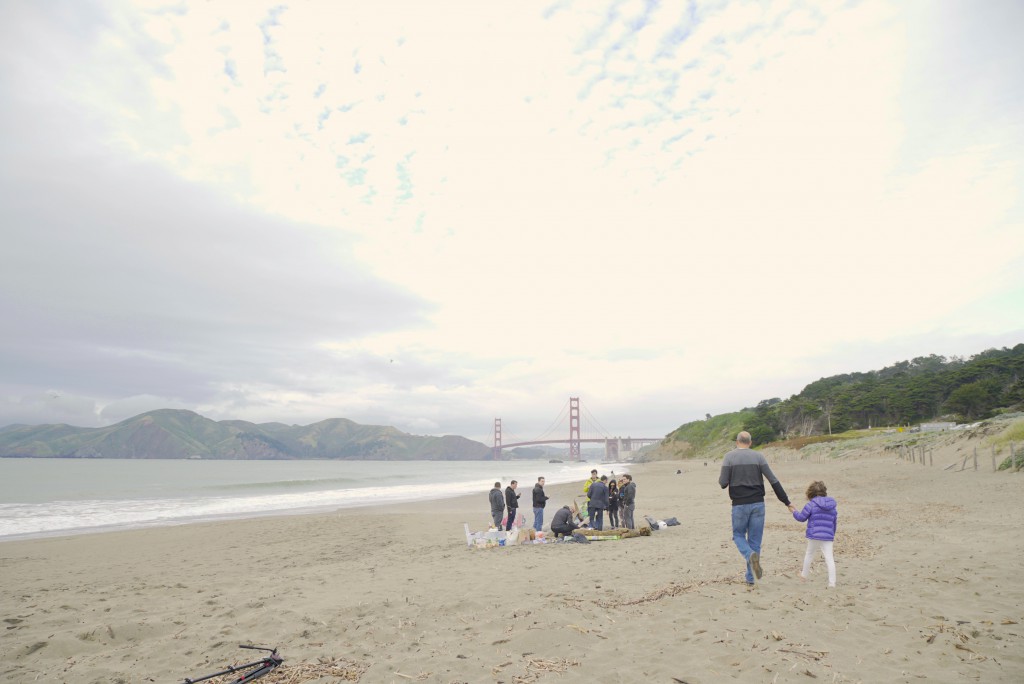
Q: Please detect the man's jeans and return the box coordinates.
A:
[492,509,504,528]
[622,504,635,529]
[533,507,544,531]
[591,508,604,531]
[731,502,766,583]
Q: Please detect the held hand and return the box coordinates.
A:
[787,503,796,513]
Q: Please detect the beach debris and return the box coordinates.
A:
[778,647,828,661]
[193,656,367,683]
[511,657,580,684]
[574,526,651,540]
[597,576,733,608]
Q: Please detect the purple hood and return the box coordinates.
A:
[793,496,837,541]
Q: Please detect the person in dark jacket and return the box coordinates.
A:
[792,480,838,587]
[504,480,521,531]
[532,477,550,532]
[719,431,795,585]
[620,474,637,529]
[607,479,620,528]
[489,482,504,528]
[550,505,583,538]
[586,475,610,531]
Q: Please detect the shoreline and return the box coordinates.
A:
[0,459,631,543]
[3,457,1022,683]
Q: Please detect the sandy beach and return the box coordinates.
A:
[3,434,1023,683]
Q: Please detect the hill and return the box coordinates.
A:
[0,409,491,460]
[648,343,1024,461]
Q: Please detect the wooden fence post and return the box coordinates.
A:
[930,449,933,467]
[973,448,977,471]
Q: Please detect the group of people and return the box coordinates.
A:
[489,477,553,532]
[487,470,638,538]
[581,469,636,531]
[720,431,838,587]
[485,429,839,588]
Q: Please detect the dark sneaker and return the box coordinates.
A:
[750,551,763,579]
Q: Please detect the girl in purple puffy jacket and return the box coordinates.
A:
[792,480,837,587]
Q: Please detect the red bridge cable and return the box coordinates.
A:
[580,402,612,439]
[531,398,570,443]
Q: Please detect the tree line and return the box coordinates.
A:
[742,344,1024,444]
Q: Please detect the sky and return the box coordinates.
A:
[1,0,1022,445]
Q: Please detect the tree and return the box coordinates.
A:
[943,381,994,420]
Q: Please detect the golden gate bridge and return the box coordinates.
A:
[491,397,663,461]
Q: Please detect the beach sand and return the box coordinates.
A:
[2,440,1023,683]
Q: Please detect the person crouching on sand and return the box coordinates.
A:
[551,505,583,539]
[792,480,838,588]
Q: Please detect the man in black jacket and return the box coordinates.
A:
[504,480,521,531]
[620,474,637,529]
[532,477,549,532]
[550,505,582,538]
[719,431,796,585]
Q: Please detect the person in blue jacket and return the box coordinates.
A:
[792,480,838,588]
[586,475,610,531]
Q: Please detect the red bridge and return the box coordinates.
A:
[492,397,663,461]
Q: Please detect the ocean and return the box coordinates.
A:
[0,458,625,541]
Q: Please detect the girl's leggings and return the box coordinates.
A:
[801,539,836,587]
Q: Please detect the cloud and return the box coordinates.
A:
[0,3,432,428]
[0,0,1021,442]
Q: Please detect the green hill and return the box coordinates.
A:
[652,343,1024,461]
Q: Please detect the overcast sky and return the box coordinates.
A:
[1,0,1022,444]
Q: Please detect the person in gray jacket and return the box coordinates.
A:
[719,431,795,585]
[489,482,504,528]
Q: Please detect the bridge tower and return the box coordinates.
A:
[568,397,581,461]
[492,418,502,461]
